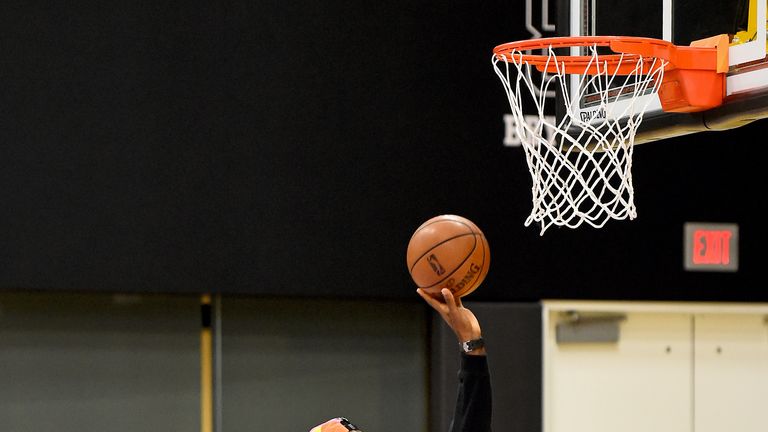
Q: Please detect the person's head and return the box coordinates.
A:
[309,417,363,432]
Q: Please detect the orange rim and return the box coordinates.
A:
[493,36,719,75]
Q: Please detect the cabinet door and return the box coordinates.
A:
[694,314,768,432]
[545,312,692,432]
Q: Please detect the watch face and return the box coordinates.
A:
[462,338,484,352]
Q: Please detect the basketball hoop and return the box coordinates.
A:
[492,35,728,234]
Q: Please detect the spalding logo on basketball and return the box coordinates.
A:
[406,214,490,298]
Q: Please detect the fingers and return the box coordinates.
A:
[418,287,463,314]
[416,288,444,310]
[441,288,462,311]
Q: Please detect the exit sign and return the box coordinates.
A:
[684,222,738,272]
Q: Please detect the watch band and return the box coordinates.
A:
[460,337,485,353]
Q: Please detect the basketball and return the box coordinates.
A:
[406,214,490,299]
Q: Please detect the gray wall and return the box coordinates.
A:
[220,297,428,432]
[0,292,429,432]
[0,292,200,431]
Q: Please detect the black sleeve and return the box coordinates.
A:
[449,353,492,432]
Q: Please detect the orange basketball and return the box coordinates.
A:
[406,214,490,299]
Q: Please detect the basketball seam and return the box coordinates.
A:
[416,233,480,290]
[408,232,477,274]
[455,234,488,297]
[408,218,477,243]
[407,219,477,273]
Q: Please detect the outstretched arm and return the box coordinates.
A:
[418,288,492,432]
[417,288,484,355]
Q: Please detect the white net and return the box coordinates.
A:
[492,43,666,234]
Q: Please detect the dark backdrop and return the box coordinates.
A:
[1,1,765,301]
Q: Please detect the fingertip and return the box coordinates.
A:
[416,288,432,302]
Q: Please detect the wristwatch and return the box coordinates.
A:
[460,337,485,353]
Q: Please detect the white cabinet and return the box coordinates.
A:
[542,301,768,432]
[694,313,768,432]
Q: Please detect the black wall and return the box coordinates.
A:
[430,302,542,432]
[1,2,765,301]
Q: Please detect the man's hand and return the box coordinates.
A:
[417,287,485,355]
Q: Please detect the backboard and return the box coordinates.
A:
[556,0,768,144]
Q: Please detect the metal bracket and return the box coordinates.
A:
[555,310,627,344]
